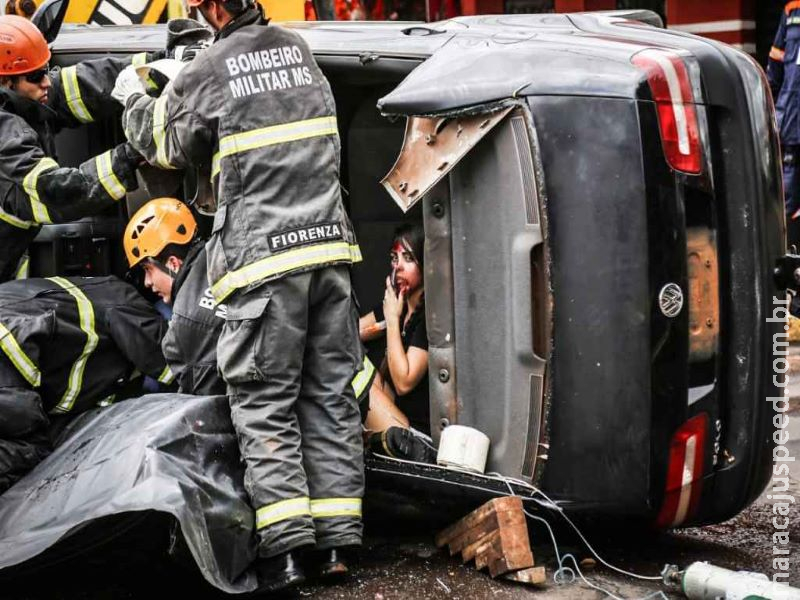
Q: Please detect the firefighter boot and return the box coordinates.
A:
[254,550,307,594]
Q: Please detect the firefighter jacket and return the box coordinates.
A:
[162,243,227,396]
[0,276,173,492]
[123,8,361,304]
[162,243,376,400]
[769,3,800,145]
[0,53,158,283]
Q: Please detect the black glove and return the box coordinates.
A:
[166,18,213,62]
[121,141,146,171]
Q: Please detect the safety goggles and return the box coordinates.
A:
[23,65,49,84]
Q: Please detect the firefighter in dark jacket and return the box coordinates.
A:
[0,276,173,494]
[124,198,227,397]
[768,2,800,248]
[116,2,365,588]
[124,197,376,405]
[0,15,158,283]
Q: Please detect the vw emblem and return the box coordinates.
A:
[658,283,684,318]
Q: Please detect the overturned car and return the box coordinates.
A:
[0,3,786,594]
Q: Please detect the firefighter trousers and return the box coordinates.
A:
[217,265,364,558]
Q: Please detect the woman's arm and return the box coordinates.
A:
[359,310,386,342]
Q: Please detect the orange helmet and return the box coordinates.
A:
[124,198,197,268]
[0,15,51,76]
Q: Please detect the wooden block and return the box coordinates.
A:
[447,508,525,555]
[462,529,499,561]
[435,496,522,547]
[474,535,502,570]
[482,529,534,576]
[502,566,547,585]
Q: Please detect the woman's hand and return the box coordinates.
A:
[383,276,405,323]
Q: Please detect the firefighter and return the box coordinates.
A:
[123,198,376,584]
[0,275,173,494]
[0,15,163,283]
[113,0,367,561]
[124,197,226,397]
[768,3,800,249]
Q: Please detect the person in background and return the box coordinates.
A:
[768,2,800,251]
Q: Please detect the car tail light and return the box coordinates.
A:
[632,49,702,175]
[656,413,708,528]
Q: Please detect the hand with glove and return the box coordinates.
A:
[111,65,146,106]
[166,18,213,62]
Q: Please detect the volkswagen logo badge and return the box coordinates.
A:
[658,283,684,318]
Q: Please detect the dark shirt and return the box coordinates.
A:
[374,300,430,433]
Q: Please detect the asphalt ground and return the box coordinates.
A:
[3,359,800,599]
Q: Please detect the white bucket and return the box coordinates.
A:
[436,425,490,474]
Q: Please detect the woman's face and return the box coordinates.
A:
[390,240,422,294]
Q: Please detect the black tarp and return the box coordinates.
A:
[0,394,259,594]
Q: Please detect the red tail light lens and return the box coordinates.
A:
[655,413,708,528]
[632,49,703,175]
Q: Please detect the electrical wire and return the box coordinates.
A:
[370,453,668,599]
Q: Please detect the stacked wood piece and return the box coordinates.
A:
[435,496,546,585]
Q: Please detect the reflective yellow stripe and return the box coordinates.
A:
[98,394,116,407]
[310,498,362,519]
[210,242,362,303]
[157,365,175,384]
[95,150,127,201]
[0,206,34,229]
[211,116,338,178]
[0,322,41,386]
[131,52,158,90]
[49,277,99,413]
[61,65,93,123]
[255,497,311,530]
[14,256,29,280]
[23,157,58,224]
[351,356,375,399]
[153,95,175,169]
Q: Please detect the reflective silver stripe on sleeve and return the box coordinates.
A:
[153,95,176,169]
[14,256,29,280]
[351,356,375,399]
[97,394,116,407]
[0,322,41,387]
[22,157,58,224]
[61,65,94,123]
[131,53,158,90]
[211,116,338,178]
[157,365,175,384]
[310,498,362,519]
[49,277,99,413]
[95,150,127,201]
[210,242,362,303]
[0,206,34,229]
[255,497,311,530]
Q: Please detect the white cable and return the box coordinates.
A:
[369,454,665,589]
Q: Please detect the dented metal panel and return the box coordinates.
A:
[381,108,513,212]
